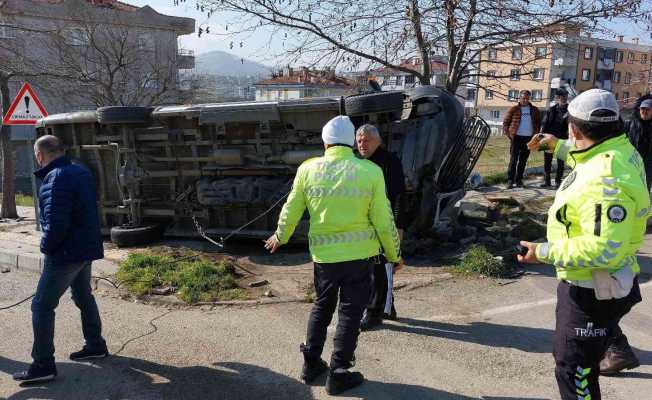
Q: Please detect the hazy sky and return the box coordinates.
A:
[126,0,277,61]
[127,0,650,62]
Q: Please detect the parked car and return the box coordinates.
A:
[35,87,490,247]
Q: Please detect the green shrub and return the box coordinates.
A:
[116,252,247,303]
[483,172,508,186]
[455,245,510,278]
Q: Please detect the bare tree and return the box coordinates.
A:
[0,3,191,218]
[191,0,651,93]
[39,7,184,107]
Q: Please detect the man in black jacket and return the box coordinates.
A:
[540,89,569,188]
[600,95,652,376]
[355,124,405,331]
[625,96,652,190]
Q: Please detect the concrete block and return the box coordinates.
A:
[0,251,18,269]
[17,253,43,274]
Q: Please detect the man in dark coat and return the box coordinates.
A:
[600,94,652,376]
[625,96,652,190]
[540,89,569,188]
[355,124,406,330]
[13,135,107,384]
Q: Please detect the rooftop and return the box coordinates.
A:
[373,57,449,75]
[255,68,354,88]
[36,0,138,11]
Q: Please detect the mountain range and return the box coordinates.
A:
[195,51,271,77]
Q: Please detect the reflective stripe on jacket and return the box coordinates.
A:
[536,134,649,281]
[275,146,401,264]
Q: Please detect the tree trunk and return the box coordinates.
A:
[410,0,431,86]
[0,77,18,219]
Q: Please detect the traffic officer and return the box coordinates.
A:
[264,116,402,395]
[355,124,406,330]
[519,89,646,400]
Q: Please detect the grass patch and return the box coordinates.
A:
[15,193,34,207]
[0,192,34,207]
[455,245,510,278]
[304,286,316,303]
[116,251,249,303]
[483,172,508,186]
[474,136,544,176]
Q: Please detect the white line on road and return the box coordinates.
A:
[420,279,652,322]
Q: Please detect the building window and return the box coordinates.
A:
[405,75,415,84]
[67,28,90,46]
[485,89,494,100]
[138,33,155,51]
[616,51,624,63]
[508,89,520,101]
[614,92,619,100]
[488,48,498,60]
[467,89,476,101]
[614,71,621,83]
[532,68,545,80]
[0,21,16,39]
[623,92,630,102]
[624,72,631,84]
[510,69,520,80]
[490,110,500,119]
[628,52,635,64]
[535,46,547,59]
[532,90,543,101]
[144,79,159,89]
[531,90,543,101]
[584,47,593,60]
[642,54,648,64]
[512,47,523,60]
[581,68,591,81]
[487,70,496,80]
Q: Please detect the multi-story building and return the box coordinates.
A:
[356,56,475,110]
[475,29,652,129]
[0,0,195,193]
[254,67,355,101]
[370,56,449,91]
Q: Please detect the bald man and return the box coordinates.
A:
[13,135,106,384]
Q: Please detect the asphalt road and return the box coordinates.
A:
[1,251,651,399]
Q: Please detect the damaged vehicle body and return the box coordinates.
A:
[34,87,490,246]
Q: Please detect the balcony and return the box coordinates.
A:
[177,49,195,70]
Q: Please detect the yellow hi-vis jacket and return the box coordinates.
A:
[536,134,650,281]
[274,146,401,264]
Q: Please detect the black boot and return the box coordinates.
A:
[301,358,328,383]
[540,175,552,188]
[360,310,382,331]
[13,363,57,384]
[600,335,640,375]
[326,370,365,395]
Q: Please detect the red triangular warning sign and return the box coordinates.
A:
[3,83,48,125]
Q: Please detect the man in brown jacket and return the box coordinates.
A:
[503,90,542,188]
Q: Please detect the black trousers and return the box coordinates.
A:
[301,258,372,370]
[543,152,565,184]
[507,135,531,183]
[366,257,394,318]
[554,279,641,400]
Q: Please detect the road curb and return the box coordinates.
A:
[0,249,42,274]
